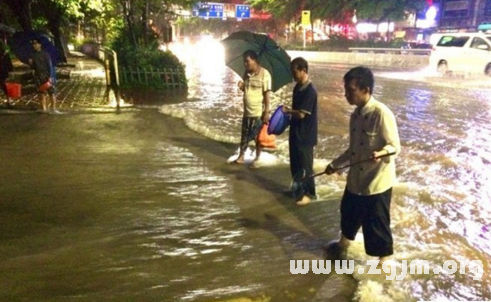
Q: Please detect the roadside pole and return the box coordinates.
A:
[301,10,310,49]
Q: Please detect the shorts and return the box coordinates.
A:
[340,188,393,257]
[240,116,261,148]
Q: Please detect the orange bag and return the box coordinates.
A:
[258,123,276,148]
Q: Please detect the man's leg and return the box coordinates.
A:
[253,143,262,162]
[250,118,264,166]
[235,117,249,163]
[302,145,315,197]
[296,145,315,205]
[289,141,300,178]
[40,93,47,112]
[49,93,57,110]
[363,188,393,259]
[325,190,363,257]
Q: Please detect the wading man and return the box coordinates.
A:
[282,57,318,205]
[325,66,400,264]
[232,50,271,168]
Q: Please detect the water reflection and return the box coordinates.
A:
[162,41,491,301]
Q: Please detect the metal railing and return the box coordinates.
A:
[119,67,185,89]
[349,48,432,55]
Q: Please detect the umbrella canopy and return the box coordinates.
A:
[9,31,60,66]
[221,31,291,92]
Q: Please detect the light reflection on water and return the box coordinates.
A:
[165,41,491,301]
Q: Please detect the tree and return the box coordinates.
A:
[78,0,117,43]
[112,0,197,48]
[347,0,426,40]
[32,0,76,63]
[248,0,304,24]
[306,0,347,23]
[1,0,34,31]
[348,0,426,22]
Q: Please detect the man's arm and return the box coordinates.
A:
[261,70,272,123]
[262,90,270,123]
[238,80,245,92]
[282,87,315,119]
[326,148,351,174]
[373,109,400,162]
[282,106,306,119]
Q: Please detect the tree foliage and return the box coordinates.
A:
[347,0,426,22]
[247,0,303,24]
[248,0,427,24]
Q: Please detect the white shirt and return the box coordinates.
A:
[331,96,401,195]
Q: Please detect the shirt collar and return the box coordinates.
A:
[247,66,262,77]
[358,95,375,115]
[298,79,311,91]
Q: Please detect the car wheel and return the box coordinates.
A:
[437,61,448,75]
[486,64,491,76]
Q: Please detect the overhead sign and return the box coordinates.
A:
[193,2,224,18]
[236,5,250,19]
[301,10,311,25]
[444,1,469,11]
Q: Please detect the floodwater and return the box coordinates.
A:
[1,39,491,302]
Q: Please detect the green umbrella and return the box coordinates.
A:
[221,31,292,92]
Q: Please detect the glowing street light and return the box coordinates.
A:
[426,6,437,22]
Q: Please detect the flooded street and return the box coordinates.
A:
[0,111,348,302]
[1,40,491,301]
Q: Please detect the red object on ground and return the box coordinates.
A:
[6,83,21,99]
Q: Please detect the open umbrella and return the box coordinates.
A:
[9,31,60,66]
[221,31,291,92]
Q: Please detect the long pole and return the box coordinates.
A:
[304,152,396,180]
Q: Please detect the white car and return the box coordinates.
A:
[429,32,491,76]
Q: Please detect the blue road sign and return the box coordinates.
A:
[235,4,250,19]
[192,2,224,18]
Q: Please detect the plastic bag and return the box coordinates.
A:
[258,123,276,148]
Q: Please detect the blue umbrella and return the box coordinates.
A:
[9,31,60,66]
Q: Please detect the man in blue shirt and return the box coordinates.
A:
[29,38,58,113]
[283,57,318,205]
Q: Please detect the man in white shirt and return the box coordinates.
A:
[233,50,271,167]
[325,66,400,264]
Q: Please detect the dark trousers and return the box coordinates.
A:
[340,188,393,257]
[289,142,315,198]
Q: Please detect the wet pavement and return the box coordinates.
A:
[1,52,116,112]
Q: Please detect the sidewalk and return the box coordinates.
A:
[1,51,126,112]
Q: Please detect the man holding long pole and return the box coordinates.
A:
[325,66,400,265]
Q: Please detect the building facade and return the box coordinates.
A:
[439,0,491,30]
